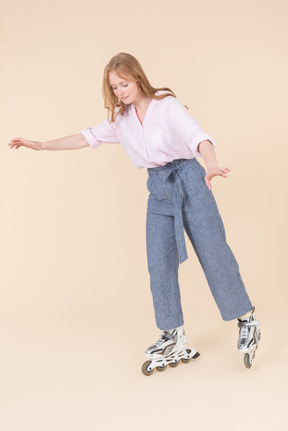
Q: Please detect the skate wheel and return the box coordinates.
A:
[156,364,167,372]
[142,360,155,376]
[181,357,191,364]
[244,353,252,369]
[169,361,179,368]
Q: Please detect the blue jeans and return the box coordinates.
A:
[146,157,253,330]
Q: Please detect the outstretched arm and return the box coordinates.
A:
[8,134,89,151]
[197,140,231,190]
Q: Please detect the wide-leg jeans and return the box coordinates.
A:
[146,157,253,330]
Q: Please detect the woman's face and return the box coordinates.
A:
[109,71,140,104]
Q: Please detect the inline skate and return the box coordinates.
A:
[142,326,200,376]
[237,307,261,368]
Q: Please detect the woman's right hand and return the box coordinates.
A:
[8,137,42,151]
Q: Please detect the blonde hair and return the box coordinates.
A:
[103,52,188,122]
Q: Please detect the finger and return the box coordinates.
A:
[219,169,230,176]
[205,177,212,190]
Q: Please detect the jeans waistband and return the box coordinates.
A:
[147,157,198,176]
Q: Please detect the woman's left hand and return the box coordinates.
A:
[205,164,231,190]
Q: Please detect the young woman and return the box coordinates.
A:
[8,52,261,374]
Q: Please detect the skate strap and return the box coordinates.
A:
[238,319,259,328]
[162,330,175,340]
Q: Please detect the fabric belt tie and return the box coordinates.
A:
[158,167,188,264]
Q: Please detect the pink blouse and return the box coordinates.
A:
[80,90,216,169]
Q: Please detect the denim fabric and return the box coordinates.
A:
[146,157,253,330]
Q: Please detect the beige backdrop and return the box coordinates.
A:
[1,0,287,430]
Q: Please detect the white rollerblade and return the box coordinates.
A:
[237,307,261,369]
[142,326,200,376]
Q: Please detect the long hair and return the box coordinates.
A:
[103,52,188,122]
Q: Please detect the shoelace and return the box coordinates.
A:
[239,317,255,340]
[240,325,249,339]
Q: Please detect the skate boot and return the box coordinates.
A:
[142,326,200,376]
[237,307,261,368]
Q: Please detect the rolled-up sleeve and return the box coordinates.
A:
[168,97,216,158]
[80,117,120,150]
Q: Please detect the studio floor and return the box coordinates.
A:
[0,307,286,431]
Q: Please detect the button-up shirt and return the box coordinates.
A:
[80,90,216,169]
